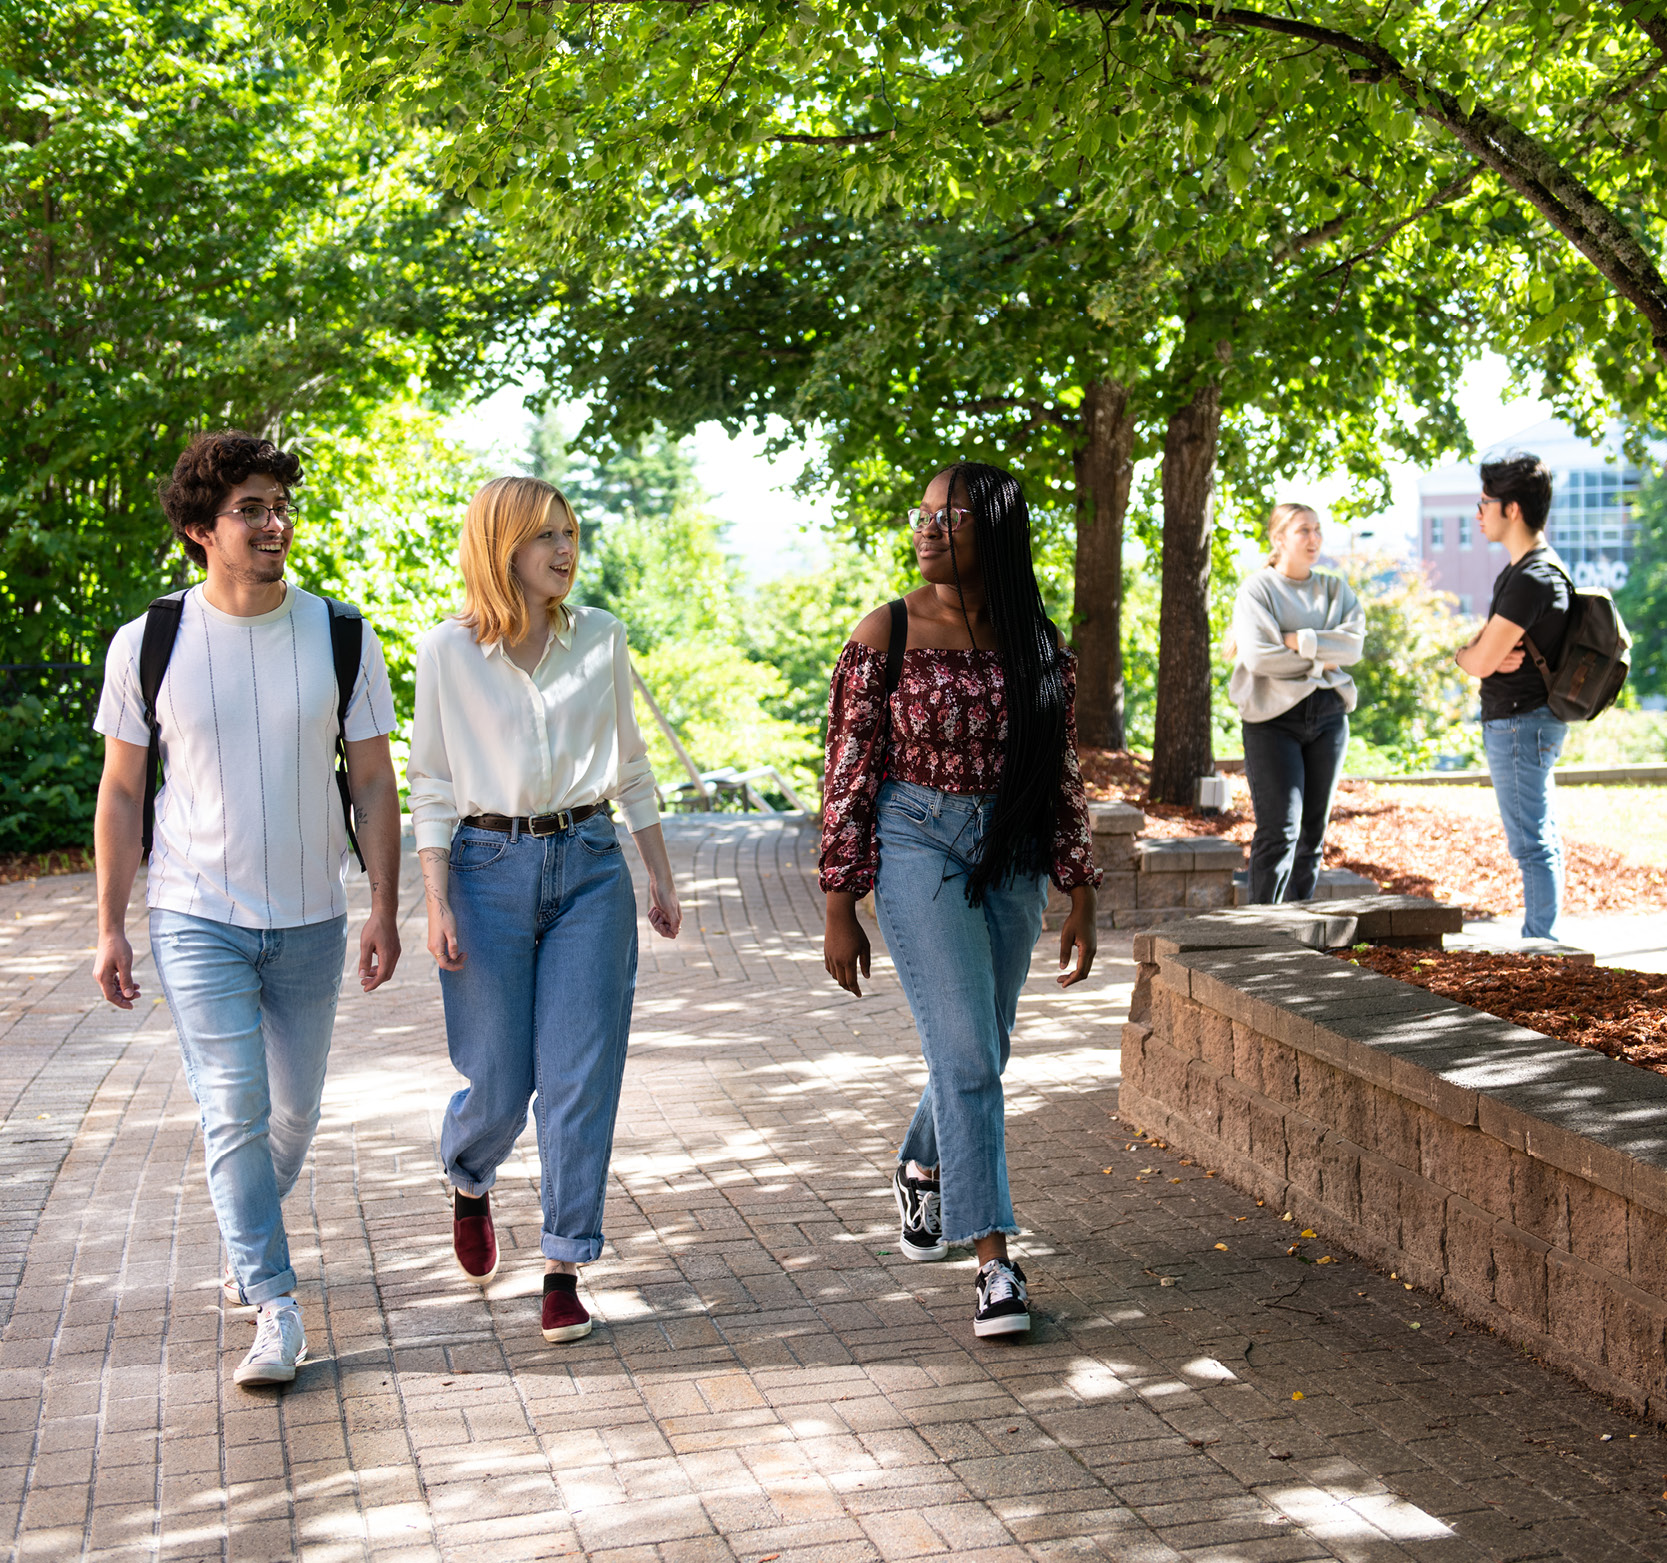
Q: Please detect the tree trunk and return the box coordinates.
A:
[1148,381,1221,806]
[1071,378,1135,750]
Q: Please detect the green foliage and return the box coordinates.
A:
[0,696,101,853]
[1337,556,1480,773]
[0,0,544,666]
[1557,709,1667,767]
[744,542,902,735]
[286,405,491,774]
[1119,552,1242,761]
[632,640,821,807]
[552,427,837,803]
[299,0,1667,435]
[573,500,738,655]
[1617,470,1667,697]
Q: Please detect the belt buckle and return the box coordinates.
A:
[529,810,571,837]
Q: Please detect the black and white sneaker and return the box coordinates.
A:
[892,1164,947,1261]
[974,1258,1030,1338]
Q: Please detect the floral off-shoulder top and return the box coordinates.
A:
[818,641,1102,896]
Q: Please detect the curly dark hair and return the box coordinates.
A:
[1479,451,1553,534]
[159,431,304,567]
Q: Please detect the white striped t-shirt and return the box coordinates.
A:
[95,584,396,929]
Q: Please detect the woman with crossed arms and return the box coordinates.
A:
[408,476,681,1343]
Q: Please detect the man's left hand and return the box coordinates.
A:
[359,909,402,991]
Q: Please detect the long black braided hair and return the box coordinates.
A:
[937,461,1070,905]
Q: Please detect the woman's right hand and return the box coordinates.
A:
[427,903,466,971]
[824,892,871,997]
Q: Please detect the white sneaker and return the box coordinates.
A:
[234,1299,308,1386]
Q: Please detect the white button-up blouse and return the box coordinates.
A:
[406,605,661,853]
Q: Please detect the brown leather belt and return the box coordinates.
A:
[460,804,605,837]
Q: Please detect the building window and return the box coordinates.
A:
[1458,595,1473,615]
[1459,515,1472,549]
[1429,515,1445,549]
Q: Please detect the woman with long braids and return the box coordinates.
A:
[820,462,1100,1338]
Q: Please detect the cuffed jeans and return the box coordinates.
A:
[1482,707,1568,940]
[438,815,638,1264]
[150,909,348,1306]
[1242,689,1350,904]
[873,779,1049,1246]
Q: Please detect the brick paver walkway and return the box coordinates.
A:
[3,819,1666,1563]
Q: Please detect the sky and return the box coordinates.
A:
[448,353,1562,581]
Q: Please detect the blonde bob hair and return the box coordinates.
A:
[457,476,578,646]
[1266,501,1319,565]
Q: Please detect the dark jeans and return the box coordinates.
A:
[1242,690,1349,904]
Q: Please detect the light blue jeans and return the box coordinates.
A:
[438,816,638,1264]
[873,779,1049,1245]
[150,909,349,1306]
[1482,706,1569,940]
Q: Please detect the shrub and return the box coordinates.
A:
[0,695,101,852]
[1338,554,1480,773]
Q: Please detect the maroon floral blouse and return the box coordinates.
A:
[818,641,1102,896]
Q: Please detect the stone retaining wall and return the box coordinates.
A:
[1046,804,1245,930]
[1118,901,1667,1420]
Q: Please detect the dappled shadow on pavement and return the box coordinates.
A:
[2,823,1665,1560]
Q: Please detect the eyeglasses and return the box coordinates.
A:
[217,501,298,529]
[907,506,974,536]
[1475,495,1499,512]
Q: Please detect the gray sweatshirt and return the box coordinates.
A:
[1228,566,1366,723]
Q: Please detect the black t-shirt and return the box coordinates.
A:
[1480,548,1572,720]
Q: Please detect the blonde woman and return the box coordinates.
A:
[407,476,681,1343]
[1228,503,1366,903]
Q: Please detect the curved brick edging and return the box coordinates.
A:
[1118,901,1667,1421]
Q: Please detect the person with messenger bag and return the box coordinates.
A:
[92,430,403,1388]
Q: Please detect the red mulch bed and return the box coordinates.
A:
[1079,748,1667,918]
[1336,945,1667,1076]
[0,849,94,886]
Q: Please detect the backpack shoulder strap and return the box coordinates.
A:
[138,593,188,860]
[885,598,907,697]
[1518,551,1575,692]
[323,596,363,731]
[322,597,366,871]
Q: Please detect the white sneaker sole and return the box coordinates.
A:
[974,1312,1031,1338]
[541,1318,593,1343]
[234,1345,308,1386]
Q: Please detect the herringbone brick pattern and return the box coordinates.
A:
[2,818,1664,1562]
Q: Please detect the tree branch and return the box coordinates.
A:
[1311,164,1481,289]
[771,129,893,146]
[1069,1,1667,363]
[1634,6,1667,61]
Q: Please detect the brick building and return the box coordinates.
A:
[1417,418,1650,614]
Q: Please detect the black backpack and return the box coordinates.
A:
[1519,557,1632,723]
[137,590,365,867]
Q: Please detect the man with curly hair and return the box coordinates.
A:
[91,430,403,1389]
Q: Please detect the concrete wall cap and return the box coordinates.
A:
[1089,801,1146,834]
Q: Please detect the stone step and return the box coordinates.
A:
[1233,866,1383,906]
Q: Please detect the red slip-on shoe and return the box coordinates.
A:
[541,1272,592,1342]
[453,1190,498,1285]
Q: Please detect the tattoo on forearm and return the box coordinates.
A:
[419,847,450,908]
